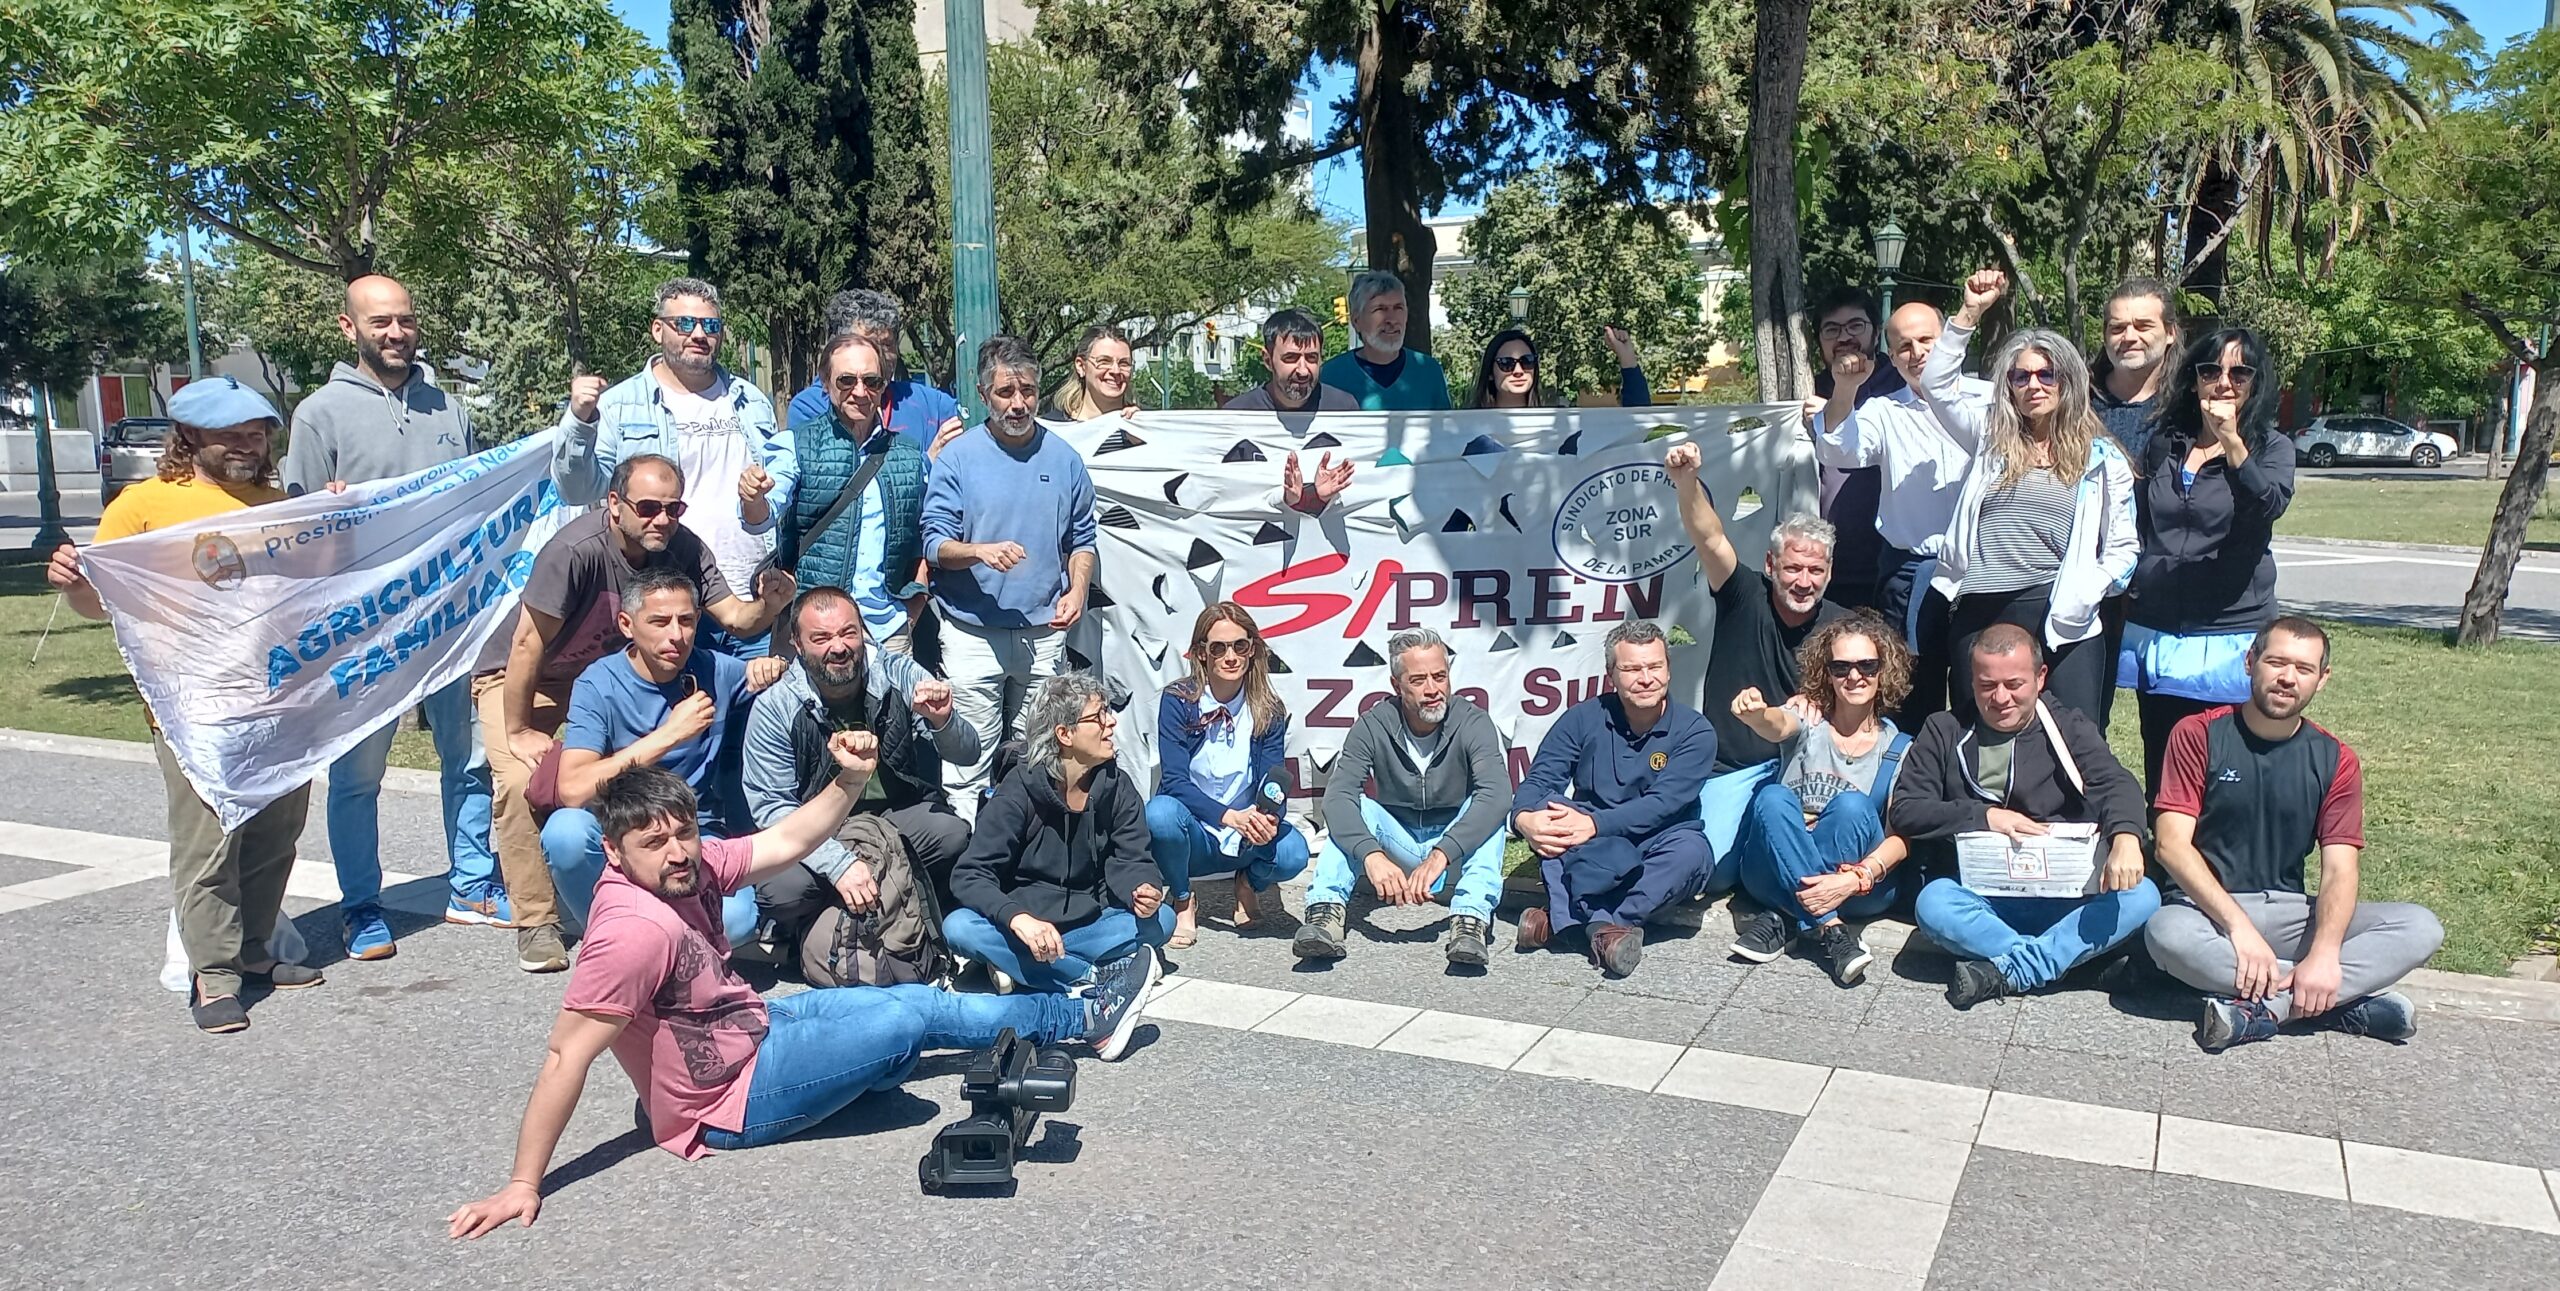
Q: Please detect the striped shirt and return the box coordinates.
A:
[1966,465,2076,594]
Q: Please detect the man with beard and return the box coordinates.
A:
[47,379,325,1033]
[2144,618,2442,1051]
[740,586,978,973]
[1810,300,1996,726]
[1295,629,1510,967]
[1222,309,1358,514]
[447,753,1153,1236]
[281,274,503,958]
[553,278,791,659]
[1510,621,1717,978]
[772,333,933,656]
[1318,271,1451,411]
[1667,442,1850,884]
[919,336,1099,820]
[1803,288,1903,612]
[2092,278,2182,459]
[480,454,787,973]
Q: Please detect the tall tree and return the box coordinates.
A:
[670,0,936,391]
[2371,31,2560,646]
[1744,0,1817,400]
[0,256,186,399]
[0,0,645,281]
[1037,0,1729,354]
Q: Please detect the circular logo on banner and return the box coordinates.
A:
[1552,462,1694,584]
[191,533,247,591]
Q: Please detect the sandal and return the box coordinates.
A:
[1167,896,1197,949]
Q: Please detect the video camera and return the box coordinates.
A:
[918,1028,1077,1193]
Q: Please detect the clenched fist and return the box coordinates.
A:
[568,374,608,424]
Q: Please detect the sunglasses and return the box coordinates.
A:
[659,315,726,336]
[1202,639,1258,660]
[2005,369,2060,389]
[831,372,888,392]
[1494,354,1539,373]
[623,498,689,521]
[2195,361,2257,384]
[1826,658,1885,679]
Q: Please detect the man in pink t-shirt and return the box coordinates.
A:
[448,737,1157,1239]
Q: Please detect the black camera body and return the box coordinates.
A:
[918,1028,1077,1193]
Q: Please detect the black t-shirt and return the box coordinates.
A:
[1702,568,1850,772]
[2154,707,2365,895]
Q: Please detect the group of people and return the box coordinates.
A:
[39,261,2444,1236]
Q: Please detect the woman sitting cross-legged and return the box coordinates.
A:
[1726,612,1919,986]
[1143,602,1310,946]
[942,672,1175,1047]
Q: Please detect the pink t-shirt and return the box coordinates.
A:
[560,835,768,1159]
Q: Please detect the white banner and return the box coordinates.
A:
[81,432,568,829]
[1047,406,1814,800]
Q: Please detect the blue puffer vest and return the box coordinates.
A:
[782,412,927,599]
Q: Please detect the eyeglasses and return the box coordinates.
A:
[1818,321,1873,340]
[1068,708,1117,728]
[659,315,726,336]
[623,498,689,520]
[1494,353,1538,373]
[1083,358,1135,373]
[1826,658,1885,679]
[831,372,888,392]
[2195,361,2257,384]
[2006,369,2059,389]
[1202,638,1257,659]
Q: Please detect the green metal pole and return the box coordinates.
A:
[944,0,999,425]
[27,382,70,553]
[178,221,205,380]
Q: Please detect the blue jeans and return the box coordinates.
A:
[1142,795,1310,900]
[1915,876,2163,990]
[1696,761,1776,895]
[542,807,757,944]
[325,675,497,910]
[700,983,1084,1150]
[1738,783,1908,932]
[941,905,1175,994]
[1308,796,1506,921]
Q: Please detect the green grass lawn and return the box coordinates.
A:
[2280,474,2560,550]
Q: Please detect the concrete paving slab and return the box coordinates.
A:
[1976,1091,2158,1172]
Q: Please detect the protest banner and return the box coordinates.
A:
[80,432,567,829]
[1046,405,1812,800]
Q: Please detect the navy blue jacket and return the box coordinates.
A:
[1156,681,1289,826]
[1510,695,1716,843]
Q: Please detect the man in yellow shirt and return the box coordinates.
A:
[46,378,324,1034]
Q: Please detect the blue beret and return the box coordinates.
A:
[167,376,282,429]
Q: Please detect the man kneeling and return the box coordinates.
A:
[1510,621,1716,978]
[2145,617,2442,1051]
[447,746,1148,1237]
[1296,629,1510,966]
[1897,625,2159,1007]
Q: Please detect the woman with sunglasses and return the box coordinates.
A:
[1724,613,1918,987]
[2121,327,2296,793]
[1466,326,1654,408]
[1144,602,1310,946]
[1920,269,2139,725]
[1040,324,1141,422]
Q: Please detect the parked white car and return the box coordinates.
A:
[2291,414,2458,469]
[98,417,171,504]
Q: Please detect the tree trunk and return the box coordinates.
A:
[1356,5,1438,354]
[1746,0,1814,402]
[2184,151,2243,309]
[2458,353,2558,647]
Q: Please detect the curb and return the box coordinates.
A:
[0,727,445,797]
[2273,533,2497,558]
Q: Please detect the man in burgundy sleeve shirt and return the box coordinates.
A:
[2142,616,2443,1052]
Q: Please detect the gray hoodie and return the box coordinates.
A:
[281,360,477,495]
[1321,696,1510,866]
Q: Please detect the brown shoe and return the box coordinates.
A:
[1590,923,1644,977]
[1515,906,1551,951]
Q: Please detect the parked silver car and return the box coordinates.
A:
[98,417,171,503]
[2291,414,2459,469]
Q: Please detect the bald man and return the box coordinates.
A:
[1807,299,1995,726]
[283,274,506,961]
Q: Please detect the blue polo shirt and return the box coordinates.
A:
[1510,694,1716,843]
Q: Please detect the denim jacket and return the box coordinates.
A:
[551,360,794,524]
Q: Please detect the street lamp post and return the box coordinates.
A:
[1872,219,1908,316]
[178,221,205,381]
[26,383,70,554]
[944,0,1000,424]
[1508,286,1531,323]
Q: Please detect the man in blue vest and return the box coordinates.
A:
[770,334,932,657]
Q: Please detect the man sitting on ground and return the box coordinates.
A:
[2144,616,2443,1051]
[446,749,1154,1238]
[1296,628,1511,968]
[1510,621,1716,978]
[740,586,978,979]
[1899,624,2159,1008]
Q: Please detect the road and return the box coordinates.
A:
[3,735,2558,1289]
[2275,538,2560,642]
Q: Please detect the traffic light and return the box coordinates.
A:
[1332,295,1349,326]
[1204,320,1219,343]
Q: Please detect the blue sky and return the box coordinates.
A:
[609,0,2549,227]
